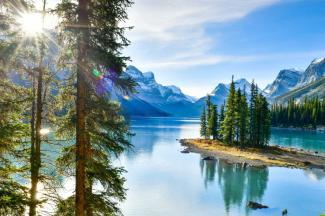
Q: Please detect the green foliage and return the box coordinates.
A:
[239,90,249,146]
[54,77,133,216]
[210,77,272,148]
[0,58,30,214]
[0,180,29,216]
[208,104,218,140]
[54,0,135,215]
[200,107,208,139]
[219,104,225,140]
[221,77,236,144]
[255,93,271,146]
[249,81,258,146]
[271,97,325,129]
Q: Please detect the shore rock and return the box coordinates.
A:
[282,209,288,215]
[202,156,215,161]
[247,201,268,209]
[181,149,190,154]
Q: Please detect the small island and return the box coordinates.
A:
[180,138,325,170]
[182,77,325,171]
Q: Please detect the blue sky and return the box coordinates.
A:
[125,0,325,97]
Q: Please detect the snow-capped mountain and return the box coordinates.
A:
[125,66,195,104]
[122,66,197,116]
[193,78,256,116]
[297,57,325,87]
[226,78,253,95]
[275,77,325,104]
[265,58,325,101]
[121,57,325,116]
[263,69,302,98]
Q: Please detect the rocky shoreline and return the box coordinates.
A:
[180,139,325,170]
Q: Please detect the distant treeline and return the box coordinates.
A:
[200,77,271,148]
[271,97,325,129]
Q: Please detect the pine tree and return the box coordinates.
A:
[206,94,212,121]
[221,76,236,144]
[208,104,218,140]
[55,0,135,215]
[249,81,258,146]
[0,1,59,215]
[271,97,325,129]
[261,95,271,146]
[0,78,29,215]
[239,90,249,147]
[234,89,241,144]
[219,103,225,140]
[200,107,208,139]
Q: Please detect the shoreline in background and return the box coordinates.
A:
[272,126,325,132]
[180,139,325,170]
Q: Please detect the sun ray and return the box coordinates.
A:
[17,12,44,36]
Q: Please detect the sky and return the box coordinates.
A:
[40,0,325,98]
[124,0,325,98]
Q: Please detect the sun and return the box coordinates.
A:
[17,12,44,35]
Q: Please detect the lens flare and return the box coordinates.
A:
[93,68,119,95]
[92,68,101,77]
[17,13,43,35]
[40,128,50,135]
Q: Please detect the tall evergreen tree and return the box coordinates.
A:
[0,77,29,215]
[55,0,135,215]
[255,93,271,146]
[0,1,60,215]
[206,94,212,121]
[219,103,225,140]
[221,76,236,144]
[208,77,271,148]
[271,97,325,129]
[239,90,249,147]
[249,81,258,146]
[208,104,218,140]
[234,89,241,143]
[200,107,208,139]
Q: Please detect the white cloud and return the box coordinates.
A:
[126,0,280,70]
[127,0,279,42]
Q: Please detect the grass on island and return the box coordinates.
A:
[181,138,325,169]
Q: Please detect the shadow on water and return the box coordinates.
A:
[201,159,269,215]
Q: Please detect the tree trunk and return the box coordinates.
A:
[29,72,37,216]
[30,68,43,216]
[29,2,46,215]
[76,0,90,215]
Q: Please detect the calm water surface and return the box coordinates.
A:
[117,118,325,216]
[270,128,325,153]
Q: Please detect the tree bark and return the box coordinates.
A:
[29,68,43,216]
[76,0,90,215]
[29,2,46,215]
[29,71,37,216]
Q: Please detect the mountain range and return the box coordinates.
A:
[265,57,325,102]
[120,57,325,117]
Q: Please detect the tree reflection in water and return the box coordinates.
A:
[200,158,269,214]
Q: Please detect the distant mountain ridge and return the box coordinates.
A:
[121,57,325,117]
[121,66,197,117]
[193,78,261,116]
[265,57,325,102]
[275,77,325,103]
[264,69,303,99]
[121,66,256,117]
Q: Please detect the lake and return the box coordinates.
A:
[117,117,325,216]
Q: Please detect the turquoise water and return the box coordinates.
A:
[118,118,325,216]
[270,128,325,153]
